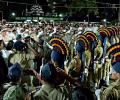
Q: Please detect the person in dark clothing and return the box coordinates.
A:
[0,39,8,85]
[0,39,8,100]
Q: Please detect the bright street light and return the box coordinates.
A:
[59,14,63,17]
[11,12,16,17]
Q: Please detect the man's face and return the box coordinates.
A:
[51,59,59,67]
[111,68,119,80]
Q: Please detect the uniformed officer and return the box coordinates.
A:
[3,63,26,100]
[102,56,111,85]
[67,46,82,78]
[33,63,69,100]
[94,39,104,88]
[10,41,39,86]
[100,62,120,100]
[49,37,69,70]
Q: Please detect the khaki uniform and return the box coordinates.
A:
[67,55,82,77]
[3,84,26,100]
[84,49,91,68]
[94,44,103,61]
[10,51,35,86]
[82,49,93,89]
[94,62,102,84]
[31,33,39,42]
[34,84,69,100]
[100,79,120,100]
[94,44,103,86]
[102,58,111,85]
[10,51,35,69]
[106,39,111,50]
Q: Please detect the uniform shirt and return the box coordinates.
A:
[10,51,35,86]
[106,40,111,50]
[94,45,103,61]
[68,55,82,77]
[3,84,25,100]
[103,58,111,78]
[34,84,69,100]
[101,79,120,100]
[84,49,91,68]
[10,51,35,69]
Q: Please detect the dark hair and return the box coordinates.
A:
[13,41,27,52]
[6,40,14,50]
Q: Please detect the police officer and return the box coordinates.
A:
[3,63,26,100]
[100,62,120,100]
[94,39,104,87]
[33,63,69,100]
[10,41,39,86]
[67,44,82,78]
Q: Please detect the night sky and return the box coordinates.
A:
[0,0,49,20]
[0,0,119,21]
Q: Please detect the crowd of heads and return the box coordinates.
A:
[0,19,120,100]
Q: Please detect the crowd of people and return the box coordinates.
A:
[0,19,120,100]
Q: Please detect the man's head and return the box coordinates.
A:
[51,50,65,69]
[13,41,27,52]
[75,42,85,55]
[8,63,23,83]
[41,63,57,84]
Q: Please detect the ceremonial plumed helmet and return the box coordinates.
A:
[49,37,69,69]
[107,43,120,63]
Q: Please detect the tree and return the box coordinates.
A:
[69,0,98,15]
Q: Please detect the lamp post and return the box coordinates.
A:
[102,19,107,27]
[86,13,89,24]
[11,12,16,21]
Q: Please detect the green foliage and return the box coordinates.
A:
[69,0,98,14]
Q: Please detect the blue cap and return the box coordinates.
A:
[41,63,57,83]
[51,50,65,69]
[8,63,23,82]
[112,62,120,73]
[75,42,85,53]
